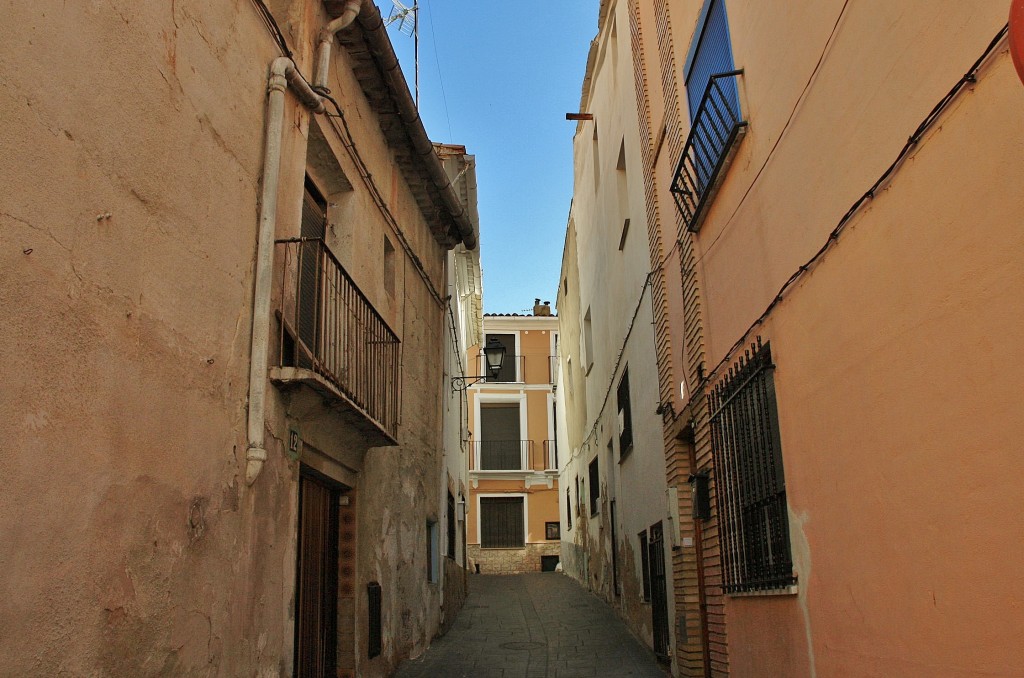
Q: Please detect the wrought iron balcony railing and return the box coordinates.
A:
[475,353,524,384]
[542,439,558,471]
[276,237,400,440]
[472,440,533,471]
[670,70,746,233]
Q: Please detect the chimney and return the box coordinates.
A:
[533,299,552,317]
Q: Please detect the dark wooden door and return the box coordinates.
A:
[295,467,340,678]
[649,521,670,661]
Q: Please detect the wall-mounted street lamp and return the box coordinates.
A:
[451,338,506,392]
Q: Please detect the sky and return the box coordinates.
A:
[372,0,598,315]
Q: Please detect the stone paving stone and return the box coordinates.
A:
[395,573,667,678]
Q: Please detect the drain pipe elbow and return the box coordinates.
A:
[315,0,362,91]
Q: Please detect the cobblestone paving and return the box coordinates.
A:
[395,573,669,678]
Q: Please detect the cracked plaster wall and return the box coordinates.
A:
[0,1,451,675]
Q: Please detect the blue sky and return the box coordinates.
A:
[373,0,598,314]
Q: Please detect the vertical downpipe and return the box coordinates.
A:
[246,57,293,486]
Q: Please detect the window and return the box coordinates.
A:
[484,333,517,382]
[670,0,746,232]
[588,457,600,516]
[709,339,795,593]
[545,522,561,540]
[426,520,439,583]
[617,368,633,457]
[383,234,396,296]
[684,0,739,127]
[565,488,573,530]
[639,531,651,602]
[478,402,523,470]
[479,496,525,548]
[446,491,456,559]
[367,582,382,658]
[616,139,630,251]
[582,308,594,374]
[296,177,327,370]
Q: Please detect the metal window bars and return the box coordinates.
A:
[276,238,400,439]
[708,338,796,593]
[670,70,747,233]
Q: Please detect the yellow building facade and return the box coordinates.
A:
[465,307,562,573]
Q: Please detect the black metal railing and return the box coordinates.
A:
[542,439,558,470]
[670,70,746,233]
[277,238,399,438]
[708,338,795,593]
[472,440,532,471]
[476,354,524,384]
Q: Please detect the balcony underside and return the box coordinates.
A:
[270,366,399,448]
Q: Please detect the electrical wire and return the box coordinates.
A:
[699,23,1010,390]
[567,272,654,464]
[248,0,292,57]
[422,0,454,142]
[694,0,851,267]
[566,21,1008,462]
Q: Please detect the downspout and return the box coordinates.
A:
[246,57,327,485]
[314,0,362,92]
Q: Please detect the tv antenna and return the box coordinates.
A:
[385,0,420,108]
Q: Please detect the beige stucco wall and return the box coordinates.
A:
[0,1,460,675]
[556,0,677,658]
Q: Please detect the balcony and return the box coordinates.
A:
[475,353,524,384]
[670,70,746,233]
[542,439,558,472]
[472,440,533,471]
[272,238,399,445]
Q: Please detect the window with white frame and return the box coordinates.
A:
[479,496,525,548]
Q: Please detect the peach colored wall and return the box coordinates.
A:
[680,1,1024,676]
[0,1,454,675]
[465,485,560,545]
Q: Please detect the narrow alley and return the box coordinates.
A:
[395,574,668,678]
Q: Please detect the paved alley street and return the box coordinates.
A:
[395,573,668,678]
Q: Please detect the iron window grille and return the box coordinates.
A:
[708,339,796,593]
[670,70,747,233]
[479,496,525,548]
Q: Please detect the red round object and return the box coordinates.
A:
[1012,0,1024,85]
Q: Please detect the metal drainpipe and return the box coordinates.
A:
[314,0,362,92]
[246,57,327,486]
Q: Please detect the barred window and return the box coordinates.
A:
[479,496,524,548]
[709,339,795,593]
